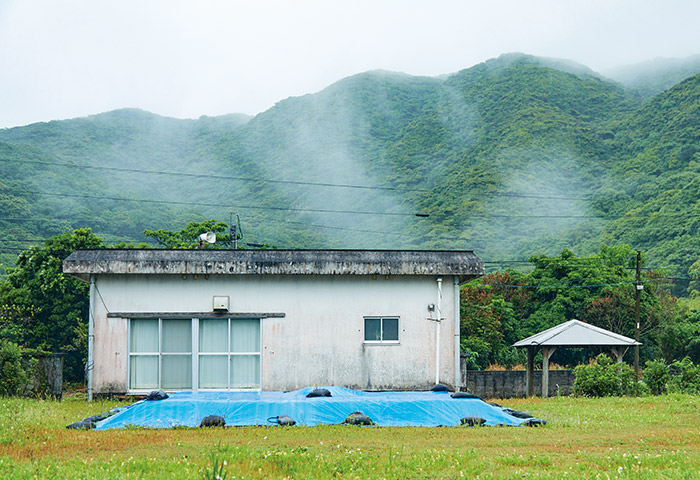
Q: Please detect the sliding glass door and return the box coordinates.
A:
[161,319,192,389]
[198,318,229,389]
[229,319,261,389]
[198,318,260,389]
[129,317,260,391]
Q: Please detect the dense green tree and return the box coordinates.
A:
[689,258,700,298]
[657,309,700,364]
[144,220,231,249]
[0,228,104,381]
[460,272,530,369]
[461,245,686,368]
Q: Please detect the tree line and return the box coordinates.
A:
[461,245,700,369]
[1,226,698,385]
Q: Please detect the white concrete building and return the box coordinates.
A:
[63,249,483,397]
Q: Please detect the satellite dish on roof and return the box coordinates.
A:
[197,232,216,248]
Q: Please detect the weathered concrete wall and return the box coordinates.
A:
[461,365,574,398]
[64,250,484,283]
[92,273,459,394]
[27,354,63,398]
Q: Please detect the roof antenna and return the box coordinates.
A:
[230,213,242,249]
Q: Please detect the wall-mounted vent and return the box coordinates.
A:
[213,296,230,312]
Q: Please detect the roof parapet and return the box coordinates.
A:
[63,249,484,284]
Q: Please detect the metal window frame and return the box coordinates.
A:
[128,316,262,393]
[363,316,400,345]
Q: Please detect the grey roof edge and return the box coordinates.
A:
[513,319,641,347]
[63,249,484,283]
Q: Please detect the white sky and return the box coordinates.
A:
[1,0,699,128]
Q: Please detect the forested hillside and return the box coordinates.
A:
[604,54,700,98]
[0,53,698,294]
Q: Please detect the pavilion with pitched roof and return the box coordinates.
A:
[513,319,641,397]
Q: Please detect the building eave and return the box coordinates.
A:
[63,249,484,284]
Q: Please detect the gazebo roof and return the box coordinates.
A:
[513,319,641,348]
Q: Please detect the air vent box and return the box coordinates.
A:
[213,296,230,312]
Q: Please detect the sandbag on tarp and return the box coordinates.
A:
[521,418,547,427]
[94,387,527,429]
[83,414,107,423]
[306,388,332,398]
[66,420,96,430]
[343,411,374,426]
[451,392,482,400]
[460,416,486,427]
[67,407,126,430]
[200,415,225,427]
[267,415,296,426]
[501,408,534,419]
[146,390,169,401]
[276,415,297,426]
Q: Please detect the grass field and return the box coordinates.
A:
[0,394,698,479]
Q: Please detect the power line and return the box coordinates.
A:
[0,157,430,194]
[0,248,31,254]
[0,157,591,201]
[6,189,429,217]
[266,218,415,238]
[0,188,671,220]
[0,214,417,237]
[4,187,698,221]
[476,274,690,290]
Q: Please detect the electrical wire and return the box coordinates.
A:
[5,188,695,220]
[0,157,592,200]
[477,273,691,290]
[0,157,430,194]
[5,189,431,217]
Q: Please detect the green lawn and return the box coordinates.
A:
[1,394,698,479]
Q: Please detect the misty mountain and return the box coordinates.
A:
[604,54,700,98]
[0,53,698,294]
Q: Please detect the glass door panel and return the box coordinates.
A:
[231,319,260,353]
[230,355,260,389]
[162,355,192,389]
[199,355,228,389]
[129,355,158,389]
[199,319,228,352]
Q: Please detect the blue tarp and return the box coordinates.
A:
[95,387,527,429]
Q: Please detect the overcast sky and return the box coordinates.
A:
[1,0,699,129]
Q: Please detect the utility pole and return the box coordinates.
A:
[634,250,642,380]
[230,213,240,249]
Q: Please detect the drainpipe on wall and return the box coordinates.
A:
[87,275,95,401]
[435,276,443,385]
[454,276,460,390]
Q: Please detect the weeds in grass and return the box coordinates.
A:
[0,395,698,479]
[201,445,228,480]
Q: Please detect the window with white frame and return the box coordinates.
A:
[198,318,261,389]
[128,317,260,391]
[364,317,399,343]
[129,318,192,390]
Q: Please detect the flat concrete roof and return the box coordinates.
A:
[63,249,484,284]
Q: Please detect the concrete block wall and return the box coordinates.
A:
[460,362,574,398]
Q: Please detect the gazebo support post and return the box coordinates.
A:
[514,319,641,398]
[610,347,624,363]
[526,346,535,397]
[542,346,556,398]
